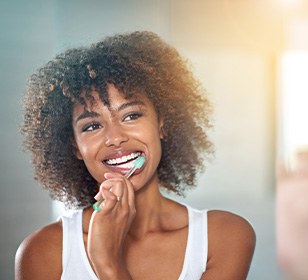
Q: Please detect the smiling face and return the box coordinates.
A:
[72,84,164,191]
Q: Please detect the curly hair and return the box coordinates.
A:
[21,31,213,208]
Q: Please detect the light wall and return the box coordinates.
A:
[169,0,280,198]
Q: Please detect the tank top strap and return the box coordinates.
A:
[188,206,208,273]
[179,205,208,280]
[60,210,98,280]
[60,210,81,276]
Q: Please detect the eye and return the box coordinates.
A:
[82,122,101,132]
[123,112,143,121]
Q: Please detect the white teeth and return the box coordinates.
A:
[105,152,141,165]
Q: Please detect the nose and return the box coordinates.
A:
[104,124,129,147]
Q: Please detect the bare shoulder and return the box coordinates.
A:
[208,210,256,244]
[15,221,63,280]
[202,210,256,280]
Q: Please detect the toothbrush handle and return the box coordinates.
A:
[124,166,137,179]
[93,198,104,211]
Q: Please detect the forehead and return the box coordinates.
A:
[72,84,156,116]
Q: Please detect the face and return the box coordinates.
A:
[72,84,164,191]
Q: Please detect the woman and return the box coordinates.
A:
[15,31,255,279]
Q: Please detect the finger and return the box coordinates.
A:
[94,183,104,200]
[97,188,118,212]
[103,172,135,210]
[111,182,127,205]
[109,180,125,199]
[104,173,130,205]
[94,181,111,202]
[107,173,135,209]
[125,178,135,210]
[99,178,124,197]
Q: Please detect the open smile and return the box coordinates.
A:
[103,151,145,173]
[104,152,141,166]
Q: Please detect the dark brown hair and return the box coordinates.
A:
[21,31,213,208]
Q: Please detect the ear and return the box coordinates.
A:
[71,139,83,160]
[158,116,165,139]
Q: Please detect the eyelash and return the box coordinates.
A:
[123,112,143,121]
[82,122,101,132]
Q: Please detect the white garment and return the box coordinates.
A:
[60,205,208,280]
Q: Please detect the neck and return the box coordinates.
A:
[128,175,168,239]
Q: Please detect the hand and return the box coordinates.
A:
[87,172,136,277]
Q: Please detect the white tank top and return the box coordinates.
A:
[60,205,208,280]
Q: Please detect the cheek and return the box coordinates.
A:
[130,123,162,144]
[75,135,102,159]
[144,125,163,158]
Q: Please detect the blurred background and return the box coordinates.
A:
[1,0,307,279]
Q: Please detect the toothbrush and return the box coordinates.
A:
[93,156,146,211]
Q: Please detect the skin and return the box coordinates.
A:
[15,84,256,279]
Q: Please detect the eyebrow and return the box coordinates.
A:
[75,111,100,124]
[117,100,145,111]
[75,100,146,124]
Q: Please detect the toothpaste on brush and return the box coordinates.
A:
[93,155,146,211]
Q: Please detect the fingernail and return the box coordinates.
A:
[104,173,111,179]
[104,172,118,179]
[94,193,100,200]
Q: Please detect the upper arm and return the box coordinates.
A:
[15,222,63,280]
[201,210,256,280]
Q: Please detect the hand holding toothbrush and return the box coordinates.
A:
[87,157,145,279]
